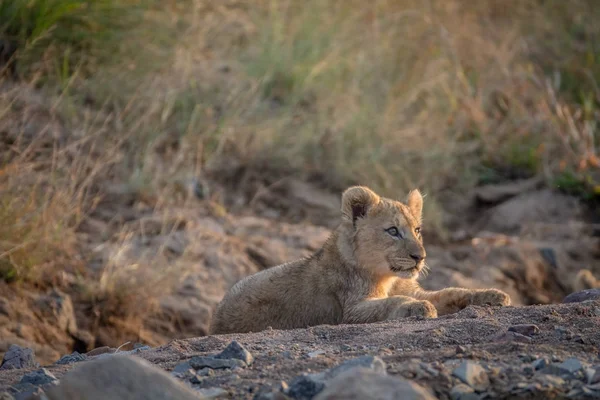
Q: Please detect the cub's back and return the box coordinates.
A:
[210,259,342,334]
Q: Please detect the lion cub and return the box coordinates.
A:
[210,186,511,334]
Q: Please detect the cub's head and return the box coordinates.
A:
[341,186,426,279]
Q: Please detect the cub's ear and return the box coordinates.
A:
[341,186,380,224]
[406,189,423,222]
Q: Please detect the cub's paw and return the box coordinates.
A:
[471,289,511,307]
[403,300,438,319]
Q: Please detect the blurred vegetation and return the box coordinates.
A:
[1,0,599,285]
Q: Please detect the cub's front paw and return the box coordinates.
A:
[403,300,438,318]
[471,289,511,307]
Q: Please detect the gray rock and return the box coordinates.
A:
[215,341,253,366]
[12,386,45,400]
[540,358,584,378]
[55,352,87,365]
[492,331,532,343]
[0,392,14,400]
[171,361,195,377]
[0,345,39,370]
[20,369,58,386]
[253,390,292,400]
[563,289,600,304]
[533,358,549,370]
[452,361,490,391]
[287,374,325,400]
[508,324,540,337]
[324,355,386,379]
[585,368,599,384]
[313,368,436,400]
[286,355,387,399]
[307,350,326,359]
[35,290,77,334]
[45,354,203,400]
[189,356,246,370]
[450,384,479,400]
[558,358,584,374]
[195,388,227,398]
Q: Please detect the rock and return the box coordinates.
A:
[189,356,246,370]
[171,361,195,376]
[492,331,532,343]
[508,324,540,337]
[478,189,581,234]
[11,386,45,400]
[0,345,38,370]
[450,384,479,400]
[452,361,490,391]
[0,392,14,400]
[540,358,584,377]
[563,289,600,304]
[35,290,77,334]
[19,368,58,386]
[307,350,326,359]
[195,388,227,398]
[554,326,573,340]
[456,346,467,354]
[253,390,292,400]
[473,177,543,205]
[55,351,87,365]
[585,368,599,384]
[313,368,436,400]
[324,355,387,379]
[215,341,254,366]
[45,355,203,400]
[558,358,584,374]
[287,374,325,400]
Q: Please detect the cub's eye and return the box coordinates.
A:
[415,226,422,235]
[385,227,401,237]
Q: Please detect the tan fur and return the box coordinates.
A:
[210,186,511,334]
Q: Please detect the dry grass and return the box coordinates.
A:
[0,0,599,344]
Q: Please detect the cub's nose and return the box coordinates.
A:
[410,253,425,262]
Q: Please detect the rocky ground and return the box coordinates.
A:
[2,83,600,400]
[1,294,600,399]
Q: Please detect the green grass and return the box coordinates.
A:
[0,0,151,79]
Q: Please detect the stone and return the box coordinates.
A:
[287,375,325,400]
[452,361,490,391]
[324,355,387,379]
[45,355,203,400]
[540,358,584,377]
[531,358,549,371]
[19,368,58,386]
[585,368,599,384]
[55,351,87,365]
[563,289,600,304]
[307,350,326,359]
[215,341,253,366]
[450,384,479,400]
[491,331,532,343]
[189,356,246,370]
[0,345,39,370]
[253,391,292,400]
[35,290,77,334]
[508,324,540,337]
[313,368,436,400]
[195,388,227,398]
[0,392,14,400]
[11,386,46,400]
[558,358,584,374]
